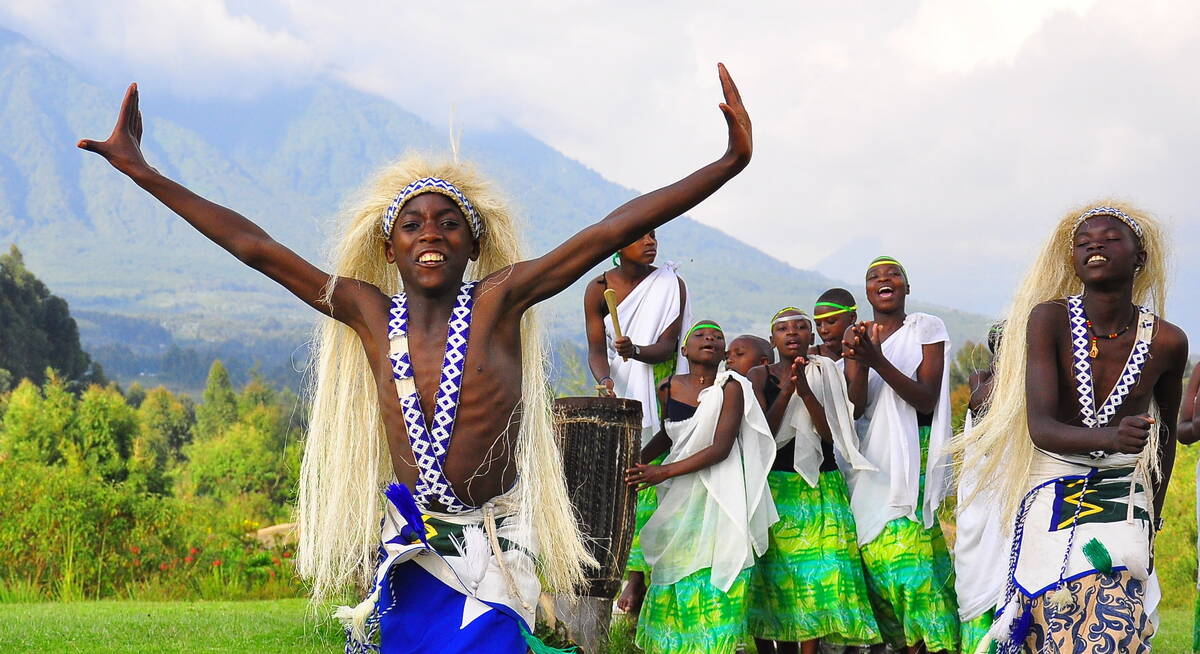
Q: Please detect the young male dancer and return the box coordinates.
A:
[78,65,752,653]
[958,204,1187,653]
[842,258,959,654]
[627,321,777,654]
[747,308,878,654]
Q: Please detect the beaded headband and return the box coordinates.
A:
[813,301,857,320]
[685,321,723,342]
[380,177,485,241]
[1072,206,1143,244]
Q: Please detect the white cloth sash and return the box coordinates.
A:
[604,263,690,445]
[846,312,952,546]
[772,355,875,487]
[954,410,1009,622]
[1010,451,1159,622]
[641,370,778,591]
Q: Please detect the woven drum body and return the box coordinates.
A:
[554,396,642,598]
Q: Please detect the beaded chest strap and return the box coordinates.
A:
[387,282,477,513]
[1067,295,1154,457]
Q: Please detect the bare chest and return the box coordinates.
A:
[1054,329,1162,425]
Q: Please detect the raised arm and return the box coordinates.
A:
[1177,362,1200,445]
[77,84,378,328]
[506,64,752,311]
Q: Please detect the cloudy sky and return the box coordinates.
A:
[3,0,1198,329]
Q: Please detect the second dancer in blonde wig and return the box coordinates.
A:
[954,201,1187,653]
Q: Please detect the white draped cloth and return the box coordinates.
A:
[604,263,690,445]
[845,313,952,546]
[641,370,778,591]
[773,355,875,487]
[954,410,1009,622]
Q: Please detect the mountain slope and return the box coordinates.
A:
[0,26,994,387]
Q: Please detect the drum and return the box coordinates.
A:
[553,396,643,598]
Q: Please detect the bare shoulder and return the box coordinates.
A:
[747,364,767,385]
[1030,299,1068,320]
[1151,316,1189,363]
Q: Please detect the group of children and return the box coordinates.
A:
[83,64,1181,654]
[591,201,1184,654]
[590,246,968,653]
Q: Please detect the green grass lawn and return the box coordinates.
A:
[0,598,343,654]
[0,600,1192,653]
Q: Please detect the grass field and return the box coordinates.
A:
[0,599,343,654]
[0,600,1192,653]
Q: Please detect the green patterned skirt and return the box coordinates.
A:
[960,610,994,654]
[859,425,959,651]
[860,515,960,651]
[636,567,750,654]
[748,470,880,645]
[626,455,665,574]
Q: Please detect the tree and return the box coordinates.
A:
[194,360,237,440]
[137,387,194,459]
[61,385,138,482]
[0,246,104,387]
[177,422,286,501]
[0,373,76,464]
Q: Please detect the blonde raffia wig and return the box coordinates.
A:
[952,199,1169,526]
[296,153,593,606]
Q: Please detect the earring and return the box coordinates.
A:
[611,253,620,266]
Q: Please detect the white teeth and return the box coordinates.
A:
[1087,255,1107,264]
[418,252,445,263]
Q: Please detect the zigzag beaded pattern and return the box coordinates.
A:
[387,282,477,514]
[380,177,484,241]
[1067,295,1154,459]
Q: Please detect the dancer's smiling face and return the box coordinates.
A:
[384,193,480,293]
[866,263,908,314]
[770,311,813,359]
[1072,215,1144,286]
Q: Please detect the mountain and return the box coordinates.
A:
[0,26,994,390]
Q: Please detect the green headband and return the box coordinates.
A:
[813,301,857,320]
[866,256,906,279]
[686,322,723,342]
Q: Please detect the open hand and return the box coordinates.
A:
[847,322,883,367]
[78,83,153,177]
[1108,414,1154,454]
[717,63,752,170]
[625,463,672,490]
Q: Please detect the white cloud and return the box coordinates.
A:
[2,0,1198,330]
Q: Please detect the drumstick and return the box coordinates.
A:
[603,289,627,361]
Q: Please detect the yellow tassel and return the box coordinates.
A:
[1048,586,1073,610]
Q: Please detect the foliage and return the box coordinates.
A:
[552,341,596,398]
[0,362,312,603]
[1157,439,1199,611]
[195,361,239,441]
[0,246,104,387]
